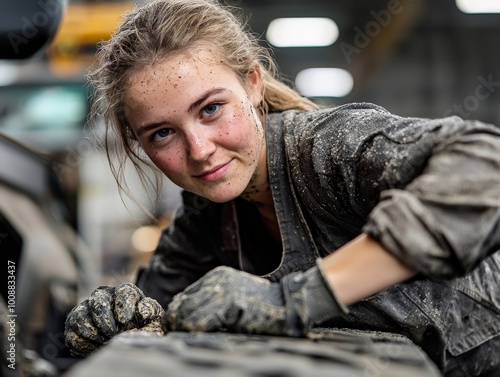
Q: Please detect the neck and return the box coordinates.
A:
[240,173,273,210]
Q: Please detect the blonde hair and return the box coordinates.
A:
[88,0,318,208]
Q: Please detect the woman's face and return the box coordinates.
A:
[124,49,266,203]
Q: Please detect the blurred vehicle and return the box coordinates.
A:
[0,1,99,375]
[0,133,98,374]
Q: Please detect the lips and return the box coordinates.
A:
[194,160,232,182]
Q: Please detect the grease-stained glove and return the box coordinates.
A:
[65,283,164,357]
[164,259,348,337]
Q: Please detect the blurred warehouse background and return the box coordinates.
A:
[1,0,500,374]
[1,0,500,283]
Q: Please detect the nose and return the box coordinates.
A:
[185,125,216,162]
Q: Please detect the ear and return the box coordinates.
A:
[246,63,263,107]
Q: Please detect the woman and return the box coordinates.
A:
[65,0,500,375]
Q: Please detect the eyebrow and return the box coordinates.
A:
[188,87,226,113]
[135,87,227,137]
[135,121,169,137]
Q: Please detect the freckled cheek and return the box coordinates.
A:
[225,112,257,147]
[150,153,186,179]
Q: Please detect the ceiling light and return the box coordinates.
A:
[456,0,500,13]
[266,18,339,47]
[295,68,354,98]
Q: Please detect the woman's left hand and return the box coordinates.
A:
[163,263,347,337]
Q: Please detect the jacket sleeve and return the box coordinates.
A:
[293,103,500,279]
[362,119,500,279]
[135,191,222,307]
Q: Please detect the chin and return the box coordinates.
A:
[206,192,241,204]
[199,187,244,204]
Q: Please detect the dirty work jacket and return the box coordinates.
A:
[137,103,500,376]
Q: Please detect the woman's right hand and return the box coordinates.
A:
[64,282,164,357]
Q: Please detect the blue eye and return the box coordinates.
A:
[203,103,220,116]
[153,128,172,141]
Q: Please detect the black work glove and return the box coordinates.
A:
[65,283,164,357]
[164,259,348,337]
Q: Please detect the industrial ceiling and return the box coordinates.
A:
[238,0,500,124]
